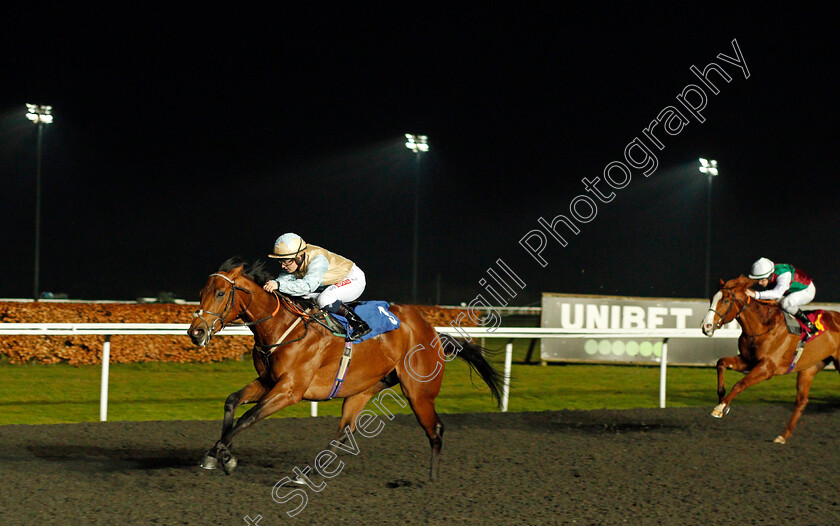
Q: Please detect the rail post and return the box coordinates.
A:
[100,335,111,421]
[659,338,669,409]
[501,342,513,412]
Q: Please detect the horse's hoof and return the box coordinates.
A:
[200,454,218,470]
[773,435,787,444]
[290,465,312,484]
[711,403,730,418]
[222,455,238,475]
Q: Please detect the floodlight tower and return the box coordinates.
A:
[26,104,54,301]
[699,158,718,299]
[405,134,429,303]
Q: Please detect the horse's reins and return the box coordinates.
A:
[194,272,355,398]
[707,292,747,330]
[192,273,281,336]
[253,295,313,356]
[709,292,774,337]
[193,272,329,362]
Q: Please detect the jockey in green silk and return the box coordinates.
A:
[746,257,817,337]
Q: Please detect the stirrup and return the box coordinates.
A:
[334,303,371,340]
[348,320,372,340]
[355,324,372,337]
[794,311,816,337]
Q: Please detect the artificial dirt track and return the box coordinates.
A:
[2,406,840,525]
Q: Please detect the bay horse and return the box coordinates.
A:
[187,258,503,480]
[701,275,840,443]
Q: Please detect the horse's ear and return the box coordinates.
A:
[719,279,725,286]
[229,265,244,278]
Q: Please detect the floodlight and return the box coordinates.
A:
[699,158,718,176]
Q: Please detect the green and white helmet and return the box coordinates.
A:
[749,257,774,279]
[268,233,307,259]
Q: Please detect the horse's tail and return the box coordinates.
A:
[439,333,505,408]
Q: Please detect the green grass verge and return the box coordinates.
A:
[1,338,838,425]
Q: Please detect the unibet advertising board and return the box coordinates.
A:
[541,292,838,366]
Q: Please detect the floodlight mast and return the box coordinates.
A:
[699,158,719,298]
[405,134,429,303]
[27,104,54,300]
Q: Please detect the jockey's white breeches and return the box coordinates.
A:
[309,265,366,308]
[780,282,816,315]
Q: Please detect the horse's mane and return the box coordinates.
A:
[218,257,275,285]
[722,275,756,292]
[722,274,781,325]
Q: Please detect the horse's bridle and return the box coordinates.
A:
[192,273,280,338]
[707,290,749,330]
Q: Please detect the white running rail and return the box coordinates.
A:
[0,324,741,420]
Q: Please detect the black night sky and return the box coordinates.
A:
[1,4,837,306]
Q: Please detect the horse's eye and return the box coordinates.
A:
[216,290,225,298]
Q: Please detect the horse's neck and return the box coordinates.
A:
[239,288,297,338]
[738,300,781,335]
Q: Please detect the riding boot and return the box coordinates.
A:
[794,309,817,338]
[336,303,372,340]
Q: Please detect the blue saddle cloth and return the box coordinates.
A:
[331,301,401,342]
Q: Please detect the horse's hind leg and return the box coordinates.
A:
[274,376,396,483]
[422,398,444,481]
[404,393,444,482]
[328,373,399,451]
[775,362,824,444]
[328,390,378,452]
[394,367,445,481]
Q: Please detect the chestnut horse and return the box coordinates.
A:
[701,275,840,443]
[187,258,503,480]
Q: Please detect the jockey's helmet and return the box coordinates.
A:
[269,233,307,259]
[749,257,775,279]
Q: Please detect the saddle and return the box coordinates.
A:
[781,311,803,336]
[293,297,355,338]
[290,297,401,342]
[266,297,401,400]
[780,310,827,374]
[781,310,826,340]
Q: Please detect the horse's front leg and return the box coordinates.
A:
[222,378,271,437]
[712,359,772,418]
[212,379,309,475]
[715,355,748,404]
[201,378,270,471]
